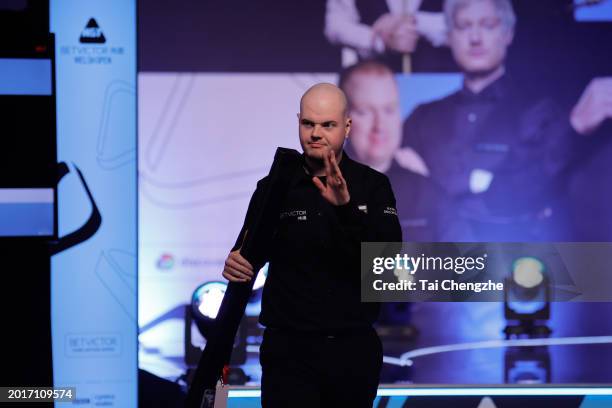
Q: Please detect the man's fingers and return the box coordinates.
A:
[230,251,253,271]
[222,269,249,282]
[336,174,347,188]
[323,149,333,177]
[227,252,253,271]
[395,20,418,33]
[373,13,398,34]
[226,256,253,276]
[330,152,342,176]
[328,150,339,179]
[312,176,326,194]
[329,153,345,187]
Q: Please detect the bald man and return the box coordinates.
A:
[223,83,402,407]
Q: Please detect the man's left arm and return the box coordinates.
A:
[543,78,612,175]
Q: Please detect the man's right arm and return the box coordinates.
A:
[222,179,267,282]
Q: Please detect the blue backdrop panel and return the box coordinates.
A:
[50,1,137,406]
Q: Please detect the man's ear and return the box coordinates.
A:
[345,117,352,138]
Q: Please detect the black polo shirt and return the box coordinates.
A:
[385,159,464,242]
[402,75,585,241]
[232,152,402,332]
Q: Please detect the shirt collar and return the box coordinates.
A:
[458,73,509,103]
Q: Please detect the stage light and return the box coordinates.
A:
[252,263,268,291]
[504,256,551,338]
[246,263,269,309]
[512,257,544,289]
[184,281,249,384]
[192,281,227,321]
[189,281,229,347]
[504,346,551,384]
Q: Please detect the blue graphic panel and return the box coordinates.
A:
[575,0,612,21]
[0,204,53,236]
[0,58,52,95]
[50,0,137,407]
[0,188,54,236]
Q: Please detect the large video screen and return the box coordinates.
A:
[0,56,56,237]
[138,0,612,387]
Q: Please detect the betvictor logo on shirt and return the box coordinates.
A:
[280,210,307,221]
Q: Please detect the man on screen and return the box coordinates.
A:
[401,0,600,241]
[339,59,459,243]
[339,60,440,336]
[222,83,402,407]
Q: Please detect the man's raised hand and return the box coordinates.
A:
[312,149,350,206]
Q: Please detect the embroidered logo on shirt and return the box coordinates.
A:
[384,206,398,216]
[358,204,368,214]
[280,210,307,221]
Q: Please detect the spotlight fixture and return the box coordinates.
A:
[504,257,551,338]
[184,281,248,384]
[185,281,228,367]
[192,281,227,322]
[504,346,551,384]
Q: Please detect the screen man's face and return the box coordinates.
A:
[346,73,401,169]
[448,0,513,75]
